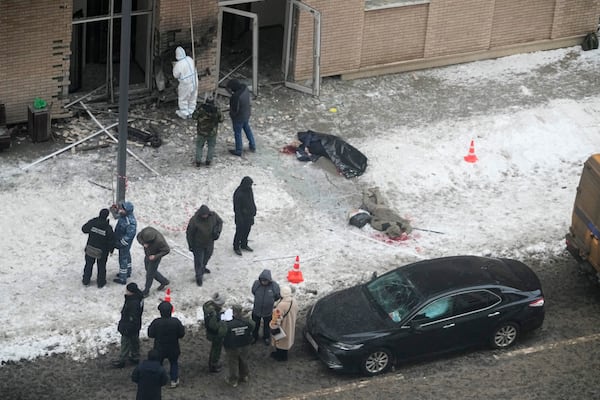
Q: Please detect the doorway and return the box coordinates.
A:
[70,0,154,101]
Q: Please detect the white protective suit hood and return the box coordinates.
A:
[175,46,186,61]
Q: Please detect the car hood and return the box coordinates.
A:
[309,285,389,342]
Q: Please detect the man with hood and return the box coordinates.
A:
[186,204,223,286]
[226,79,256,156]
[202,292,228,373]
[251,269,280,345]
[112,282,145,368]
[148,301,185,389]
[233,176,256,256]
[137,226,171,297]
[191,96,223,167]
[172,46,198,119]
[81,208,115,288]
[131,349,169,400]
[114,201,137,285]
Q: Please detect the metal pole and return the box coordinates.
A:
[117,0,132,203]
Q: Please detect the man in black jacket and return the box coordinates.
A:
[112,282,145,368]
[186,204,223,286]
[226,79,256,156]
[131,349,169,400]
[233,176,256,256]
[81,208,115,288]
[148,301,186,389]
[223,305,255,387]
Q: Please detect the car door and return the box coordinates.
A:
[446,290,502,349]
[394,295,461,359]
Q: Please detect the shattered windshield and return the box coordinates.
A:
[366,271,422,323]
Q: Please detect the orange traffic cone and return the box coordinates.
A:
[464,139,478,163]
[287,255,304,284]
[164,288,174,313]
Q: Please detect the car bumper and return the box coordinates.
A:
[304,330,348,371]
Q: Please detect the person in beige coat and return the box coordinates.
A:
[269,285,298,361]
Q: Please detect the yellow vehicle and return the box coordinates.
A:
[566,154,600,283]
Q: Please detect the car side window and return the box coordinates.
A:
[453,290,500,315]
[413,296,454,323]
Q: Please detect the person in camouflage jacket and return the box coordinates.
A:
[191,97,223,167]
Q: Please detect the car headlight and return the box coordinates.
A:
[331,342,364,351]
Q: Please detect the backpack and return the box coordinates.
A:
[582,32,599,51]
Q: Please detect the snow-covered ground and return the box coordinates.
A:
[2,46,600,363]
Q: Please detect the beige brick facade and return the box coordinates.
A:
[1,0,599,123]
[293,0,600,80]
[0,1,72,124]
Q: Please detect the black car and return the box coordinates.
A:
[304,256,545,376]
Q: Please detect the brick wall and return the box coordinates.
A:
[0,1,72,124]
[294,0,365,79]
[425,0,495,58]
[157,0,219,94]
[552,0,600,38]
[491,0,555,47]
[360,5,428,67]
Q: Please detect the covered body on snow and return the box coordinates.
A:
[296,130,368,178]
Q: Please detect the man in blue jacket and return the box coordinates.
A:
[227,79,256,156]
[251,269,280,345]
[113,201,137,285]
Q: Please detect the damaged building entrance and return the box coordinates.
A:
[217,0,320,97]
[70,0,153,101]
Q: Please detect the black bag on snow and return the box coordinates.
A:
[582,32,599,51]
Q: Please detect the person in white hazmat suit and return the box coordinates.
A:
[173,46,198,119]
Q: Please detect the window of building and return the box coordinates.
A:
[365,0,430,11]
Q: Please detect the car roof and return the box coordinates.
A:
[394,255,524,296]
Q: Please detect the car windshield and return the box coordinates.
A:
[366,271,423,323]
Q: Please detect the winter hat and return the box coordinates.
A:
[212,292,226,307]
[280,285,293,298]
[99,208,110,219]
[199,205,210,216]
[126,282,139,294]
[148,349,160,361]
[158,301,173,316]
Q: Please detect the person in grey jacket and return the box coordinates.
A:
[251,269,280,345]
[137,226,171,297]
[186,205,223,286]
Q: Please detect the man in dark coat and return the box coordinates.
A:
[148,301,185,388]
[81,208,115,288]
[226,79,256,156]
[112,282,144,368]
[251,269,280,345]
[131,349,169,400]
[202,292,227,373]
[191,97,223,167]
[113,201,137,285]
[136,226,171,297]
[223,305,255,387]
[186,204,223,286]
[233,176,256,256]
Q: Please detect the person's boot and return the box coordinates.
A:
[209,361,222,373]
[111,359,125,368]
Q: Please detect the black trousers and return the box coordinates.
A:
[83,254,108,286]
[233,221,252,250]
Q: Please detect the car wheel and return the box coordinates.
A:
[360,348,392,376]
[490,322,519,349]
